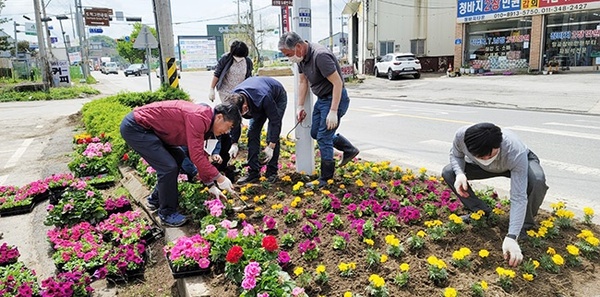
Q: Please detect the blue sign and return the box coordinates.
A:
[457,0,520,19]
[455,38,462,45]
[48,25,53,30]
[50,37,58,43]
[89,28,103,34]
[124,36,130,42]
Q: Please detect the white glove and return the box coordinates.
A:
[229,143,239,158]
[454,173,469,197]
[296,105,306,122]
[502,236,523,267]
[326,109,338,130]
[209,154,223,164]
[208,88,215,102]
[261,146,274,164]
[217,176,235,193]
[208,185,226,199]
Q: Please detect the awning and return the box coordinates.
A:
[342,1,360,16]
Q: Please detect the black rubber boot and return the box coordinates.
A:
[308,160,336,189]
[333,134,359,167]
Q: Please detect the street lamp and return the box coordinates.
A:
[56,15,70,65]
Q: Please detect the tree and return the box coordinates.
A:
[116,23,158,64]
[88,35,117,48]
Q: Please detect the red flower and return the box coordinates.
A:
[262,235,278,252]
[122,153,129,161]
[225,245,244,264]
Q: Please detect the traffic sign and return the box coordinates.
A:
[89,28,104,34]
[124,36,130,42]
[133,25,158,49]
[50,37,58,43]
[84,7,113,26]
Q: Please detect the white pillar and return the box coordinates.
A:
[292,0,315,175]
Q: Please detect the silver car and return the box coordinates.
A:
[374,53,422,80]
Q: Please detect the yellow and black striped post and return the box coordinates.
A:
[166,57,179,89]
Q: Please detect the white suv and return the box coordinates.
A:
[374,53,421,80]
[101,62,119,75]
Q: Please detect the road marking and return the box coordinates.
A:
[544,122,600,130]
[4,138,33,169]
[370,113,395,117]
[541,159,600,177]
[0,175,7,186]
[352,107,472,125]
[506,125,600,141]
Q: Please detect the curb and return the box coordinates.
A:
[118,166,212,297]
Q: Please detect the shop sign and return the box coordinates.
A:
[457,0,600,23]
[272,0,293,6]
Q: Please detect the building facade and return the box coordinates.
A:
[454,0,600,73]
[343,0,457,74]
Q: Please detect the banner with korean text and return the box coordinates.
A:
[457,0,600,23]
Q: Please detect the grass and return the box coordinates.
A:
[0,85,100,102]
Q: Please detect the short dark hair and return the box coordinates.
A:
[214,103,241,127]
[222,93,245,110]
[230,41,249,57]
[464,123,503,157]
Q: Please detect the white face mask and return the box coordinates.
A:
[474,151,499,166]
[204,139,218,154]
[288,47,303,64]
[233,56,244,62]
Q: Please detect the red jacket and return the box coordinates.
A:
[133,100,220,183]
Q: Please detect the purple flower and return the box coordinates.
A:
[263,216,277,230]
[241,276,257,290]
[347,203,357,212]
[278,251,290,264]
[325,213,336,223]
[244,262,261,278]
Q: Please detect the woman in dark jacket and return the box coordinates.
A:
[209,40,253,102]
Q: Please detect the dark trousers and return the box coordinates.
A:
[247,92,287,176]
[120,112,184,215]
[441,151,548,230]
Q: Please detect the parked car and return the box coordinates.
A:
[124,64,149,77]
[101,62,119,75]
[374,53,421,80]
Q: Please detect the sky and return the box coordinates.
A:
[1,0,349,50]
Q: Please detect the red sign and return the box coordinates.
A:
[272,0,293,6]
[84,8,113,27]
[281,6,290,34]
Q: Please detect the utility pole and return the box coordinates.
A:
[74,0,89,79]
[13,22,20,57]
[293,0,315,174]
[329,0,333,51]
[41,0,54,58]
[153,0,176,87]
[56,15,71,65]
[69,5,77,44]
[33,0,52,88]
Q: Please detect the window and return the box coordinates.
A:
[544,10,600,67]
[379,41,394,56]
[410,39,425,56]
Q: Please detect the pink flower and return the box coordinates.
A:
[241,276,257,290]
[226,229,238,239]
[292,287,305,296]
[244,262,261,278]
[204,224,216,234]
[278,251,290,264]
[258,293,270,297]
[197,257,210,269]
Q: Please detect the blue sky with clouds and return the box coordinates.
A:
[1,0,348,50]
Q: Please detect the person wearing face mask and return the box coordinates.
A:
[223,76,288,185]
[120,101,241,227]
[209,40,253,103]
[441,122,548,267]
[277,31,359,188]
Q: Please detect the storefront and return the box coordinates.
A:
[454,0,600,73]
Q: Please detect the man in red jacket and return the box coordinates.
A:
[120,101,241,227]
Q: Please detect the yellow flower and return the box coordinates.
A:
[556,209,574,219]
[259,176,267,182]
[493,207,506,215]
[523,273,534,281]
[417,230,427,237]
[254,207,263,212]
[380,254,388,263]
[584,207,594,216]
[385,235,399,246]
[452,250,465,261]
[237,213,246,220]
[399,263,410,272]
[355,179,364,187]
[578,229,594,239]
[281,175,292,182]
[271,203,283,210]
[240,195,249,201]
[303,191,314,197]
[480,280,488,290]
[294,266,304,276]
[552,254,565,266]
[470,212,482,221]
[540,219,554,228]
[343,292,352,297]
[547,247,556,255]
[533,260,540,269]
[348,262,357,269]
[459,247,471,256]
[368,274,385,288]
[326,179,334,185]
[363,238,374,246]
[550,201,566,210]
[316,265,326,274]
[443,287,457,297]
[338,263,348,271]
[479,249,489,258]
[566,245,580,256]
[320,189,331,195]
[369,182,378,188]
[339,184,346,189]
[419,167,427,174]
[586,236,600,246]
[526,230,537,238]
